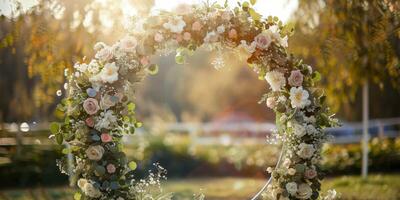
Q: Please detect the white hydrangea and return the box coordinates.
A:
[163,16,186,33]
[265,70,286,91]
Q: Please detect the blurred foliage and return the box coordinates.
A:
[0,0,143,122]
[290,0,400,120]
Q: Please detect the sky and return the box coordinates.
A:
[0,0,298,22]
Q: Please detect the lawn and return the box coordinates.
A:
[0,174,399,200]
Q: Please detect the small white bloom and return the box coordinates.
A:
[296,183,313,199]
[217,25,225,34]
[286,182,298,195]
[74,62,88,73]
[265,70,286,91]
[289,87,311,108]
[95,110,117,130]
[297,143,315,159]
[163,16,186,33]
[95,46,113,62]
[87,60,100,74]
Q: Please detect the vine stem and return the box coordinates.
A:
[250,143,286,200]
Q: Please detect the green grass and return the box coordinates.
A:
[0,174,399,200]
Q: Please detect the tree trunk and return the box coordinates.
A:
[362,81,369,179]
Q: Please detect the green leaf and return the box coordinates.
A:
[62,148,71,154]
[74,192,82,200]
[134,122,142,128]
[95,165,106,176]
[146,64,159,75]
[312,71,321,82]
[242,1,250,8]
[50,122,60,134]
[56,134,63,145]
[250,0,257,5]
[128,161,137,170]
[175,53,185,64]
[249,8,261,21]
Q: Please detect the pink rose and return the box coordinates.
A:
[183,32,191,41]
[228,29,238,39]
[101,133,112,143]
[288,70,304,87]
[83,98,100,115]
[140,56,149,66]
[192,21,202,31]
[85,117,95,127]
[106,164,116,174]
[175,34,183,42]
[255,32,272,49]
[304,168,317,179]
[154,33,164,42]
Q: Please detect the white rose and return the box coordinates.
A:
[85,145,105,161]
[83,182,102,198]
[297,143,315,159]
[77,178,87,189]
[296,183,313,199]
[119,36,137,53]
[292,121,306,137]
[265,70,286,91]
[285,182,297,195]
[289,87,311,109]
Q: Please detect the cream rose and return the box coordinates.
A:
[119,36,138,53]
[83,98,100,115]
[285,182,297,195]
[85,145,105,161]
[296,183,312,199]
[83,182,102,198]
[297,143,315,159]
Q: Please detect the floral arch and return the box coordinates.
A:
[50,1,338,200]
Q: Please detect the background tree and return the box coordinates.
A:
[290,0,400,178]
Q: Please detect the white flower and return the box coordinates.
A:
[95,46,113,62]
[77,178,88,189]
[288,168,296,175]
[266,97,276,109]
[163,16,186,33]
[255,31,272,49]
[286,182,297,195]
[306,124,318,135]
[119,36,137,53]
[324,189,339,200]
[289,87,310,108]
[291,121,306,137]
[85,145,104,161]
[297,143,315,159]
[99,62,119,83]
[204,31,219,43]
[217,25,225,34]
[296,183,313,199]
[240,40,257,53]
[87,60,100,74]
[94,42,106,51]
[83,182,102,198]
[95,110,117,130]
[265,70,286,91]
[100,94,117,110]
[74,62,88,73]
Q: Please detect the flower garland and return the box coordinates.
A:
[51,1,338,200]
